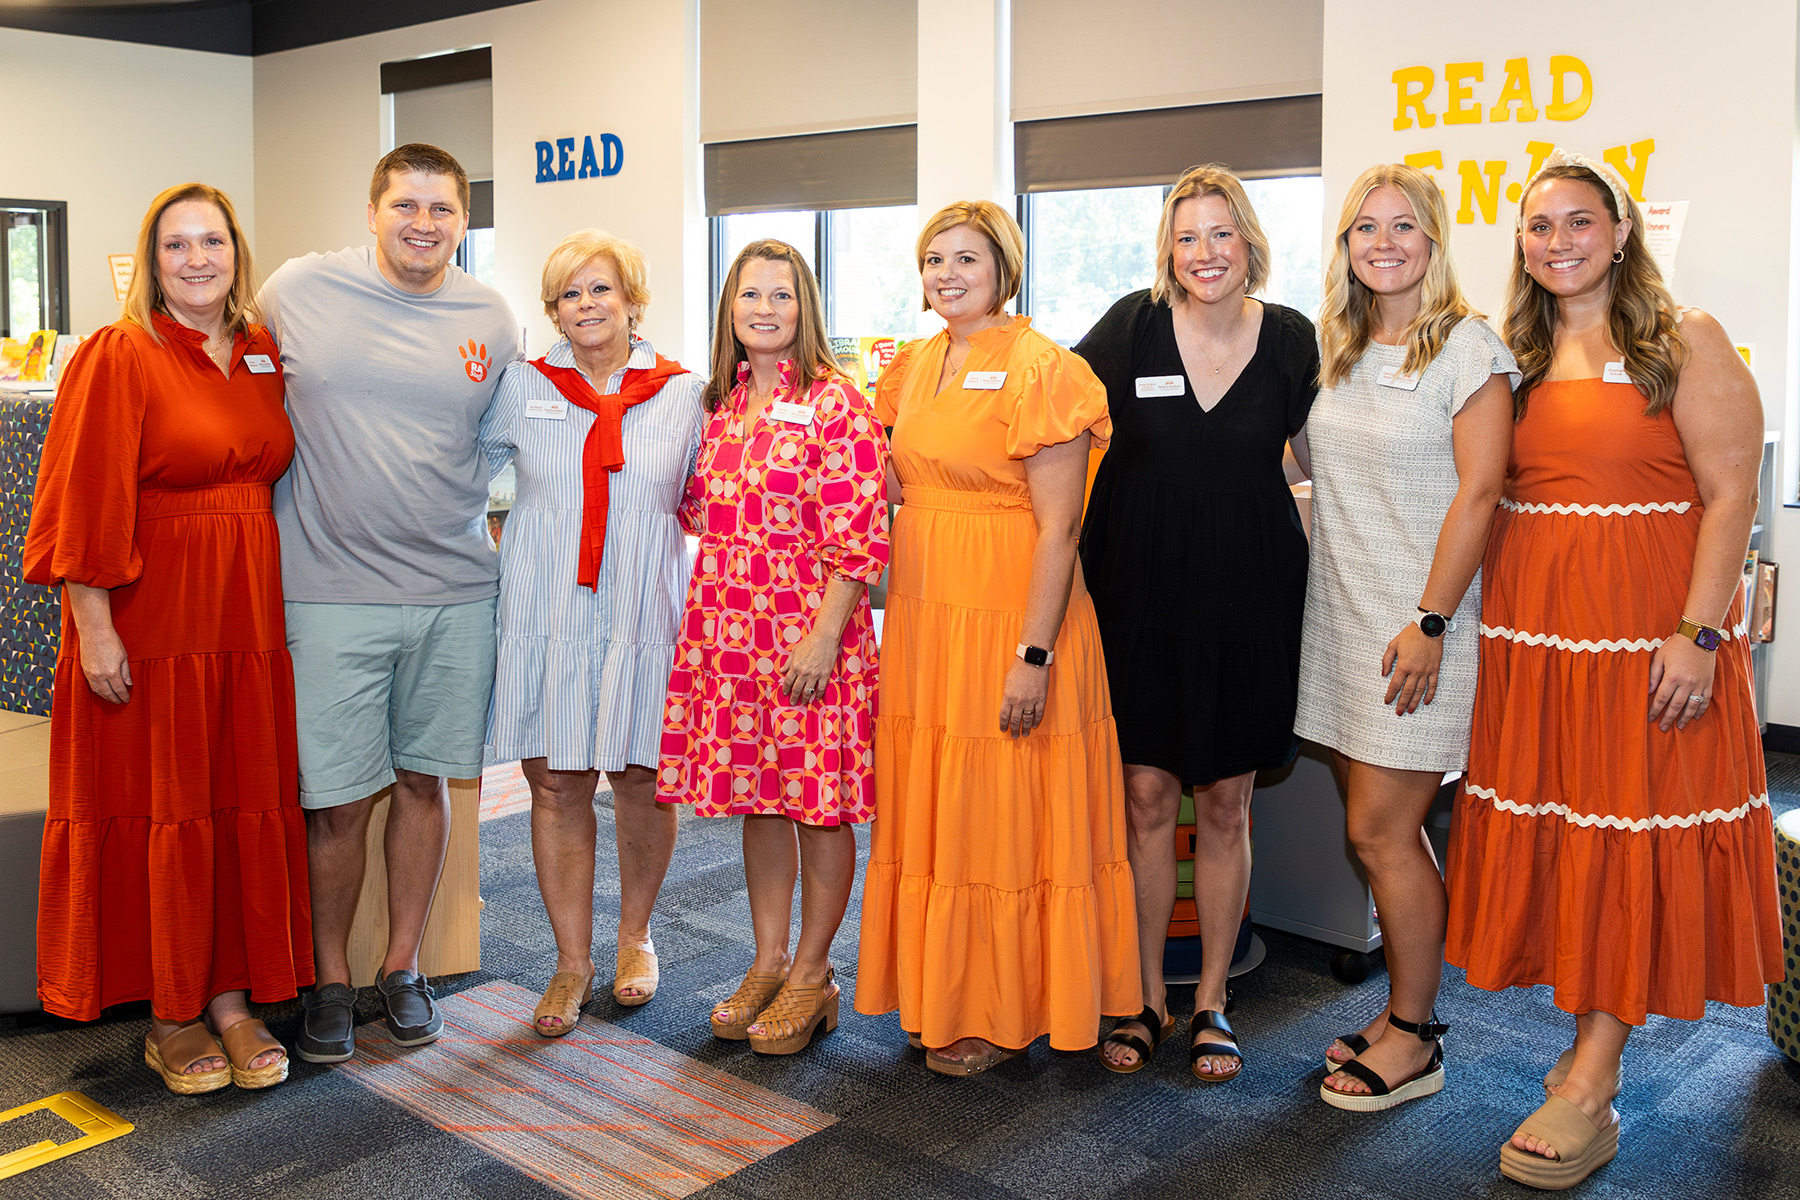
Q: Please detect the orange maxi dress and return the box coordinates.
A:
[855,316,1141,1051]
[1445,375,1781,1023]
[24,313,313,1022]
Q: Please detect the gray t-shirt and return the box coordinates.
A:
[259,246,521,604]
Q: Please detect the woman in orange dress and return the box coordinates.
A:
[25,183,310,1093]
[1445,150,1782,1188]
[855,200,1139,1075]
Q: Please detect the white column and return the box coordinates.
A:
[915,0,1014,220]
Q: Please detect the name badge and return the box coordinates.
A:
[770,400,816,425]
[1135,375,1186,398]
[964,370,1007,390]
[526,395,569,420]
[244,354,276,374]
[1602,361,1633,385]
[1377,364,1422,391]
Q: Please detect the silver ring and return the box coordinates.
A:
[1688,693,1705,704]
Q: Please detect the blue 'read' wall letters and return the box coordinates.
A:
[535,134,625,183]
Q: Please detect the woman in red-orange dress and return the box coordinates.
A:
[25,184,311,1094]
[1446,151,1781,1188]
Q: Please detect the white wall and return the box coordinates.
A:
[0,27,254,338]
[1321,0,1800,721]
[254,0,704,364]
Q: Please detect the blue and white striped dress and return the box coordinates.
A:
[481,336,706,771]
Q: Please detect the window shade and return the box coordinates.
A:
[705,125,917,216]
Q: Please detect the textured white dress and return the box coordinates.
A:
[482,337,706,771]
[1294,318,1518,772]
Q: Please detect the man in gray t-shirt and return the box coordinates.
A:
[257,144,519,1066]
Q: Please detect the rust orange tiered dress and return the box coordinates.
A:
[1445,375,1781,1023]
[25,314,313,1022]
[855,316,1140,1051]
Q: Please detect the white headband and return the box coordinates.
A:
[1516,147,1632,229]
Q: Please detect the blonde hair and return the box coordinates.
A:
[124,183,258,344]
[539,229,651,335]
[1318,164,1476,388]
[914,200,1024,315]
[704,239,844,413]
[1502,164,1687,417]
[1152,164,1271,304]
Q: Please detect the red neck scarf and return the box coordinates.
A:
[529,350,690,590]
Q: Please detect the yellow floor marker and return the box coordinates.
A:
[0,1091,134,1180]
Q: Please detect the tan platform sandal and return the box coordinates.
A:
[711,966,788,1040]
[1499,1095,1620,1189]
[144,1021,231,1095]
[746,967,839,1056]
[612,941,658,1007]
[213,1017,289,1089]
[534,969,595,1037]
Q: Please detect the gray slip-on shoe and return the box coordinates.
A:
[377,969,443,1047]
[296,982,358,1064]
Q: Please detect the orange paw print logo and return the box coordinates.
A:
[459,339,491,383]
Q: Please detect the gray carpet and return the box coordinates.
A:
[4,761,1799,1199]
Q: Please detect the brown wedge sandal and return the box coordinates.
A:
[213,1018,290,1089]
[711,966,788,1040]
[925,1038,1024,1077]
[747,967,840,1055]
[612,941,658,1007]
[534,969,595,1037]
[144,1021,231,1095]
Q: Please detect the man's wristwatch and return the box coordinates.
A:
[1016,643,1054,667]
[1415,608,1452,639]
[1676,616,1724,651]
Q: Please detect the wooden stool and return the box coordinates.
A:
[344,777,483,987]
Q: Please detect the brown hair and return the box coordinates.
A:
[914,200,1024,315]
[369,143,470,214]
[123,183,258,343]
[1152,164,1271,303]
[1502,164,1686,417]
[539,229,651,335]
[704,239,844,413]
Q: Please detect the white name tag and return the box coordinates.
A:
[770,400,816,425]
[1377,364,1422,391]
[964,370,1007,390]
[1135,374,1186,398]
[526,395,569,420]
[244,354,276,374]
[1602,361,1632,385]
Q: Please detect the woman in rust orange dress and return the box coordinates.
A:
[855,200,1139,1075]
[25,183,310,1093]
[1446,150,1782,1188]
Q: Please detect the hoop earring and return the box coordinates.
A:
[1612,249,1625,264]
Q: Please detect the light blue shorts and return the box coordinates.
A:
[286,598,498,809]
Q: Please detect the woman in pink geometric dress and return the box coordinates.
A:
[658,239,889,1055]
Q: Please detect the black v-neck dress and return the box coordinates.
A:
[1075,290,1318,786]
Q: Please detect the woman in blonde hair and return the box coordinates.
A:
[482,229,703,1032]
[1445,151,1780,1189]
[1294,164,1516,1110]
[856,201,1139,1076]
[1077,165,1318,1082]
[26,183,309,1091]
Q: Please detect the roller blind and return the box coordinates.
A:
[1015,94,1322,194]
[705,125,917,216]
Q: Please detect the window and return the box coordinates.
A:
[710,204,918,339]
[1,200,68,337]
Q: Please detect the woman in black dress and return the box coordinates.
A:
[1080,164,1317,1082]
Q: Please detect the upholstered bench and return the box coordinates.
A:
[1767,808,1800,1062]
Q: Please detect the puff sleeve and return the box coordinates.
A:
[22,325,150,589]
[873,340,920,427]
[1004,343,1112,460]
[807,376,890,584]
[1445,317,1520,418]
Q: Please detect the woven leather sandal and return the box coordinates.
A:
[213,1017,289,1089]
[612,941,658,1007]
[534,969,595,1037]
[144,1021,231,1095]
[1101,1006,1175,1074]
[711,966,788,1040]
[1320,1013,1447,1111]
[1499,1095,1621,1189]
[746,966,840,1055]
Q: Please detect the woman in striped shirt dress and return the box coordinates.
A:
[481,229,705,1035]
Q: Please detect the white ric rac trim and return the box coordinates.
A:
[1481,625,1663,653]
[1500,498,1692,516]
[1464,780,1770,831]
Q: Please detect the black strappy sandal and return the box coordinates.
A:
[1100,1006,1175,1074]
[1324,1030,1370,1072]
[1319,1013,1447,1111]
[1188,1009,1243,1084]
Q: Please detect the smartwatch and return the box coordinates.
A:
[1675,616,1723,651]
[1016,643,1054,667]
[1415,608,1450,639]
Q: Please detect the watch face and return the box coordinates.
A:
[1694,627,1722,651]
[1419,612,1447,638]
[1022,645,1049,667]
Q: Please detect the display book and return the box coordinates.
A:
[0,331,56,386]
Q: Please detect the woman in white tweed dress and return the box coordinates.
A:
[481,230,705,1034]
[1295,165,1516,1112]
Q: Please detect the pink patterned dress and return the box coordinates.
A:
[657,361,889,825]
